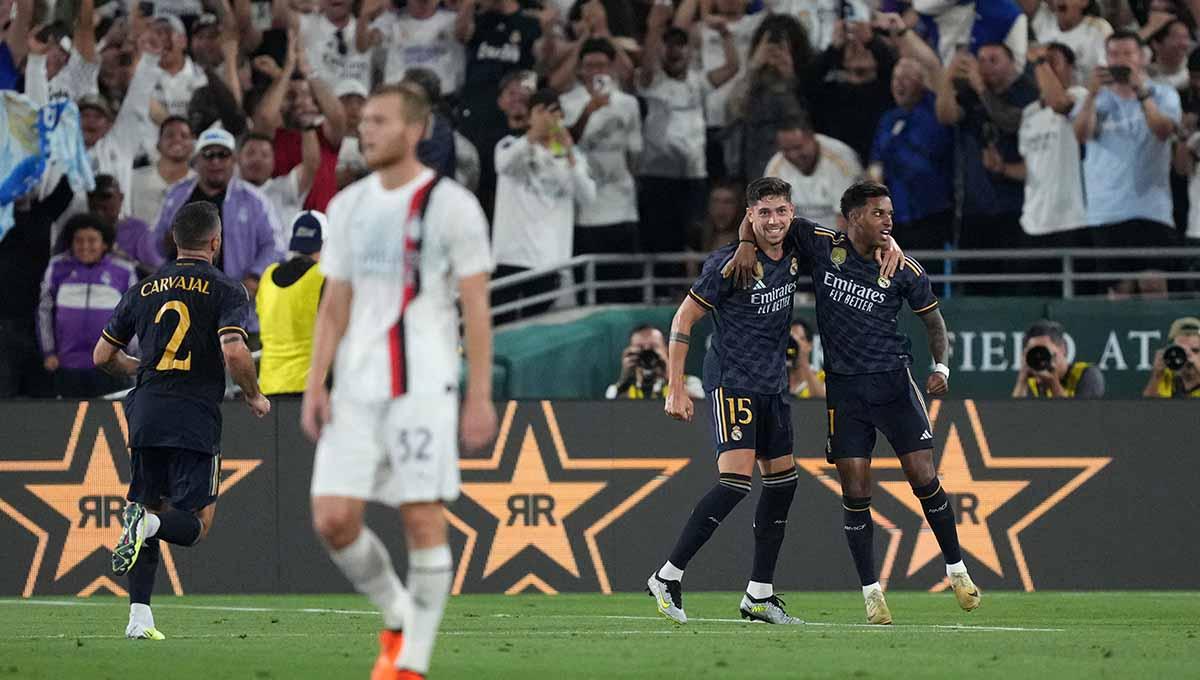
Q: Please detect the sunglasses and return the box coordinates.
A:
[334,29,348,56]
[201,149,232,160]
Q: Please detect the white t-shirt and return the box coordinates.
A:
[1018,87,1088,236]
[47,48,99,101]
[699,12,764,128]
[922,1,1028,71]
[1031,7,1111,87]
[763,0,869,51]
[258,169,306,251]
[762,133,861,227]
[1150,61,1189,91]
[129,165,195,225]
[492,135,597,269]
[373,9,466,92]
[560,84,643,226]
[153,57,208,117]
[151,0,204,16]
[321,170,493,402]
[637,70,709,179]
[299,13,373,91]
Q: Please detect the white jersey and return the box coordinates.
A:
[1031,7,1111,87]
[560,83,643,226]
[637,70,709,179]
[47,48,99,101]
[299,13,373,92]
[153,57,208,117]
[699,12,764,128]
[373,9,466,92]
[763,134,862,228]
[763,0,869,50]
[1018,87,1088,236]
[321,169,493,402]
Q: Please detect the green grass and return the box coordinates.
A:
[1,592,1198,679]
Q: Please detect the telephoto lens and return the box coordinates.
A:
[1163,345,1188,371]
[1025,346,1052,373]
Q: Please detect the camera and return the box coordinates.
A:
[1025,345,1052,373]
[636,348,663,372]
[1109,65,1131,84]
[1164,345,1188,371]
[786,337,800,365]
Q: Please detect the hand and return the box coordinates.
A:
[460,396,498,454]
[1151,348,1166,376]
[1128,65,1146,92]
[584,86,611,112]
[664,388,694,421]
[28,26,49,56]
[1032,368,1063,396]
[873,237,905,278]
[1087,66,1113,95]
[797,337,812,363]
[253,55,283,79]
[1027,43,1047,64]
[981,144,1005,174]
[926,372,948,396]
[704,15,730,37]
[44,355,59,373]
[535,5,561,33]
[647,2,672,32]
[720,220,763,288]
[300,384,333,443]
[553,124,574,151]
[245,393,271,418]
[873,12,906,36]
[618,348,639,380]
[360,0,388,21]
[773,44,795,79]
[962,57,984,95]
[847,20,872,45]
[1144,10,1174,36]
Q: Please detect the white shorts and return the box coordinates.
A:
[311,392,461,506]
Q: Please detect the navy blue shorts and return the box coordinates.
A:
[127,447,221,512]
[824,368,933,463]
[707,387,792,460]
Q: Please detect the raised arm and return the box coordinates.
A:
[664,296,708,421]
[1074,67,1108,143]
[4,0,34,67]
[356,0,387,52]
[252,32,298,136]
[706,21,740,89]
[455,0,477,44]
[920,307,950,395]
[639,2,672,89]
[75,0,97,63]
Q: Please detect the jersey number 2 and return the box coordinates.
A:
[154,301,192,371]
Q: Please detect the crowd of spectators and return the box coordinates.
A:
[3,0,1200,399]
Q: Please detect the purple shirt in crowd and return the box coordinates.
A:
[37,253,137,369]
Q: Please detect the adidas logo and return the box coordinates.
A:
[920,430,933,440]
[753,279,767,290]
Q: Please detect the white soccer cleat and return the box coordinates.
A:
[125,621,165,640]
[950,571,981,612]
[865,589,892,625]
[646,573,687,624]
[739,593,803,624]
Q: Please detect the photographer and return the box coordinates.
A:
[1143,316,1200,398]
[606,324,704,400]
[1012,320,1105,399]
[788,318,825,399]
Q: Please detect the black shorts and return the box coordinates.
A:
[127,446,221,512]
[707,387,792,460]
[825,368,933,463]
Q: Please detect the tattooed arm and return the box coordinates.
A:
[921,308,950,396]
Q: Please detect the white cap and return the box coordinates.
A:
[196,127,236,153]
[153,14,187,36]
[334,79,369,100]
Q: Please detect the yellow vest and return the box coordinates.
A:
[1154,369,1200,398]
[1027,362,1091,398]
[256,261,324,395]
[792,370,826,399]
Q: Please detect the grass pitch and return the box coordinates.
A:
[1,591,1197,679]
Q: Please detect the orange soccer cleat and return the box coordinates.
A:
[370,630,405,680]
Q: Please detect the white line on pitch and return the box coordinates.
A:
[555,614,1065,633]
[0,600,378,616]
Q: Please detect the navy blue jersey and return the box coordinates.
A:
[689,243,802,394]
[102,258,251,454]
[787,218,938,375]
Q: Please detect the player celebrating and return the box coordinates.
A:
[727,181,978,624]
[301,83,497,680]
[649,177,902,625]
[99,201,271,640]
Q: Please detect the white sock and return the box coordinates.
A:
[328,528,411,630]
[945,560,967,576]
[862,582,882,598]
[130,603,154,627]
[143,513,160,539]
[657,561,684,582]
[396,544,453,674]
[746,581,773,599]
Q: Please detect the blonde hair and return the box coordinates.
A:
[369,82,432,124]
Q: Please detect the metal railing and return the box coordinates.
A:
[488,247,1200,322]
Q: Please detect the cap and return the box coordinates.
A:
[196,127,236,153]
[289,210,326,254]
[1169,316,1200,340]
[333,79,369,100]
[193,13,219,33]
[77,94,114,119]
[529,87,561,111]
[154,14,187,36]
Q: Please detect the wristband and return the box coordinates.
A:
[738,239,756,247]
[933,363,950,379]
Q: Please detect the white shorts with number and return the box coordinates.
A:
[311,392,460,505]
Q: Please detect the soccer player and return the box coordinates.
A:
[727,180,979,624]
[98,201,271,640]
[648,177,902,625]
[301,82,497,680]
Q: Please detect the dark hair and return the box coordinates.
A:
[791,317,813,341]
[159,115,193,138]
[978,41,1014,61]
[529,87,561,111]
[1107,29,1144,48]
[777,112,814,135]
[1150,18,1190,44]
[663,27,690,46]
[1046,42,1077,66]
[746,176,792,206]
[172,202,222,251]
[840,181,891,219]
[402,67,443,103]
[1025,319,1066,346]
[749,14,813,74]
[630,323,660,338]
[58,213,115,254]
[580,37,616,62]
[240,130,274,147]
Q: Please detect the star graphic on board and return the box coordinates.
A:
[796,400,1111,591]
[0,402,262,596]
[447,401,689,594]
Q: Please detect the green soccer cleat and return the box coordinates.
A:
[125,622,165,640]
[111,502,147,576]
[646,573,687,624]
[739,594,804,624]
[950,572,981,612]
[865,589,892,625]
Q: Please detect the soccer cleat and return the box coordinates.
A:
[739,594,803,624]
[111,502,147,576]
[865,589,892,625]
[645,573,687,624]
[950,572,981,612]
[125,621,165,640]
[371,630,406,680]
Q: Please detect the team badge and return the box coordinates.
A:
[510,31,522,43]
[790,257,798,275]
[831,247,846,266]
[730,426,743,442]
[877,275,891,289]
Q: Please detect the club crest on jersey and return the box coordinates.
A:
[877,275,891,289]
[731,426,743,442]
[831,247,847,266]
[790,257,798,275]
